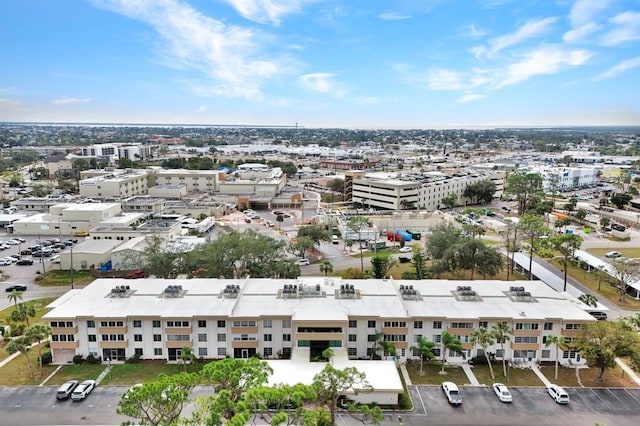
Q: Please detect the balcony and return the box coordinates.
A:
[50,340,79,350]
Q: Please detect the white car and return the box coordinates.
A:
[547,384,569,404]
[296,258,310,266]
[605,251,622,258]
[492,383,513,403]
[441,381,463,405]
[0,258,13,266]
[71,380,96,401]
[399,246,412,253]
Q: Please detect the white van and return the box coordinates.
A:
[332,235,339,244]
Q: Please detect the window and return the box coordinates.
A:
[478,321,488,328]
[217,320,226,328]
[282,320,291,329]
[135,348,143,356]
[433,348,441,357]
[541,350,551,359]
[348,348,357,357]
[88,334,96,342]
[450,322,473,329]
[217,334,226,342]
[197,348,207,357]
[153,320,161,328]
[166,335,190,342]
[198,334,207,342]
[232,320,256,327]
[263,348,273,357]
[134,334,143,342]
[496,337,506,344]
[514,336,538,343]
[348,320,357,328]
[414,321,423,329]
[563,350,579,359]
[167,321,190,328]
[263,320,272,328]
[455,335,471,343]
[383,334,407,342]
[154,348,163,356]
[263,334,272,342]
[87,320,95,328]
[133,320,142,328]
[383,321,407,328]
[218,348,226,357]
[496,349,504,358]
[198,320,206,328]
[367,320,376,328]
[283,334,291,342]
[348,334,357,342]
[515,323,539,330]
[433,321,442,329]
[153,334,162,342]
[544,322,553,331]
[565,324,583,330]
[367,334,376,342]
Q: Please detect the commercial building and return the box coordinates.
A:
[44,278,593,368]
[79,169,151,198]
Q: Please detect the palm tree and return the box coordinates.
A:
[26,324,51,374]
[7,289,23,307]
[410,337,436,375]
[470,327,496,380]
[440,330,464,374]
[319,260,334,277]
[370,331,386,360]
[545,335,570,380]
[491,322,512,377]
[180,347,195,372]
[6,336,35,379]
[11,303,37,327]
[275,214,284,230]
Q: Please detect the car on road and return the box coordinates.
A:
[442,381,463,405]
[50,254,61,263]
[399,246,412,253]
[5,284,27,292]
[266,220,275,227]
[16,258,34,266]
[605,251,622,258]
[56,380,79,400]
[0,258,13,266]
[71,380,96,401]
[296,258,310,266]
[492,383,513,402]
[547,384,570,404]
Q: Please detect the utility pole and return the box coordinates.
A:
[70,247,74,289]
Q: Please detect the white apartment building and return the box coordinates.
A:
[79,143,153,163]
[151,169,224,194]
[44,278,593,367]
[527,166,598,191]
[79,169,151,198]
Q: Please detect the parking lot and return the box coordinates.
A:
[404,385,640,426]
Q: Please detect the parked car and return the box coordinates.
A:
[71,380,96,401]
[50,255,61,263]
[398,256,410,263]
[20,249,32,255]
[0,258,13,266]
[442,382,463,405]
[399,246,412,253]
[296,258,310,266]
[16,258,34,266]
[127,269,146,279]
[589,311,608,321]
[547,384,570,404]
[492,383,513,402]
[73,231,89,237]
[6,284,27,292]
[605,251,622,258]
[56,380,79,400]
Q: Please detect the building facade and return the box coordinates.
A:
[44,278,594,366]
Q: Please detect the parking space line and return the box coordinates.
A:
[604,388,625,405]
[409,386,428,416]
[587,388,613,411]
[623,389,640,406]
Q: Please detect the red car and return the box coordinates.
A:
[127,270,145,279]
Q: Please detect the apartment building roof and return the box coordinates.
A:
[44,277,594,323]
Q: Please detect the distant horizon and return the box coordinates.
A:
[3,121,640,132]
[2,1,639,127]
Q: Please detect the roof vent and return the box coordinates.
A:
[163,285,184,297]
[108,285,133,298]
[222,284,240,298]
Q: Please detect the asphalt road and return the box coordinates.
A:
[1,384,639,426]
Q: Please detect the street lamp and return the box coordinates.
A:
[70,247,74,289]
[107,357,112,383]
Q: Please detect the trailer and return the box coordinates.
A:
[406,229,421,240]
[395,230,412,242]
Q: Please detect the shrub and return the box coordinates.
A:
[398,392,413,410]
[73,354,84,364]
[39,351,52,365]
[125,353,141,364]
[470,355,488,365]
[86,354,100,364]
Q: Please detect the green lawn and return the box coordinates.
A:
[108,361,207,385]
[0,297,56,363]
[406,361,470,385]
[470,363,543,386]
[46,363,107,385]
[0,342,57,386]
[586,247,640,259]
[538,363,639,388]
[34,270,94,287]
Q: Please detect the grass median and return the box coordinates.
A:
[405,361,470,385]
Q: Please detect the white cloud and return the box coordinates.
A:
[195,105,207,113]
[473,17,558,58]
[221,0,314,25]
[496,46,593,88]
[93,0,284,100]
[569,0,613,27]
[0,98,24,112]
[427,69,467,90]
[457,93,486,103]
[464,23,487,39]
[563,22,600,43]
[378,12,411,21]
[298,73,347,97]
[595,56,640,79]
[52,97,92,105]
[600,11,640,46]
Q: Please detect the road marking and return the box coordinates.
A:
[412,386,428,415]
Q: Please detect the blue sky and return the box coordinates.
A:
[1,0,640,128]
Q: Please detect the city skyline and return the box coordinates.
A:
[1,0,640,128]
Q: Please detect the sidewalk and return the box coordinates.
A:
[530,363,551,386]
[616,358,640,386]
[461,363,481,385]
